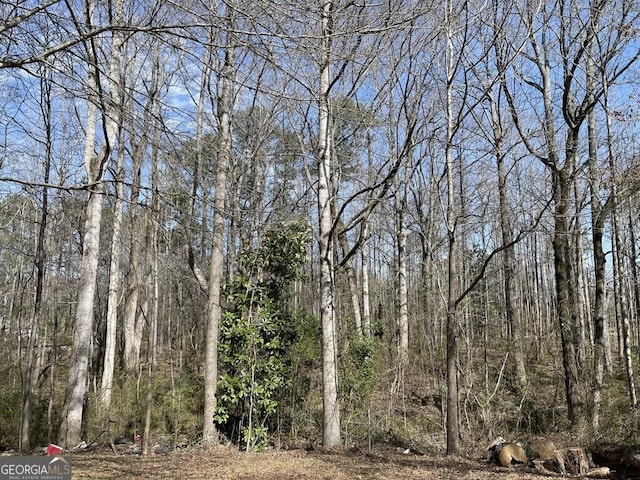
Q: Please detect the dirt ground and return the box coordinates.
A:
[70,445,550,480]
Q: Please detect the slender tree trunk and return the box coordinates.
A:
[395,190,408,363]
[361,223,371,339]
[361,137,373,339]
[123,250,141,370]
[59,33,105,445]
[100,130,124,409]
[490,88,527,391]
[59,0,120,445]
[318,0,341,447]
[99,0,125,411]
[202,4,234,445]
[445,233,459,456]
[48,251,63,443]
[628,209,640,339]
[444,0,460,454]
[184,42,212,293]
[335,218,362,336]
[587,57,608,430]
[20,74,52,451]
[573,183,590,355]
[611,189,637,408]
[122,71,155,371]
[59,184,105,447]
[143,155,160,456]
[122,170,146,371]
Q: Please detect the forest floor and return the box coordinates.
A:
[70,445,551,480]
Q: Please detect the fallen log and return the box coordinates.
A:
[591,443,640,478]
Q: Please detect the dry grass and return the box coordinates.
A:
[70,446,547,480]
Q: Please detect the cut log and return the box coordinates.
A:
[562,447,590,475]
[534,447,590,475]
[583,466,611,478]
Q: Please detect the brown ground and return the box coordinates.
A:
[70,446,548,480]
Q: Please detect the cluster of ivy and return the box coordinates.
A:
[215,221,311,450]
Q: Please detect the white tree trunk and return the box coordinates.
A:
[100,144,124,409]
[361,221,371,338]
[59,185,103,448]
[336,224,362,336]
[396,192,409,363]
[123,233,142,369]
[60,0,120,445]
[318,0,341,447]
[99,0,125,409]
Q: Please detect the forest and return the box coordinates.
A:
[1,0,640,464]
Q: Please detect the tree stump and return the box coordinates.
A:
[534,447,590,476]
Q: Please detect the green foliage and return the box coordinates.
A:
[0,386,22,449]
[336,334,379,445]
[341,336,377,403]
[289,310,322,373]
[284,310,322,439]
[0,361,56,451]
[215,221,311,450]
[101,364,204,445]
[160,366,205,442]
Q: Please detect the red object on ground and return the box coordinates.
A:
[46,444,64,455]
[134,434,141,445]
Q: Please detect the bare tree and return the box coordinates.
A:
[608,105,638,410]
[316,0,341,447]
[501,0,640,429]
[477,0,528,391]
[59,51,104,452]
[202,2,235,446]
[20,69,53,452]
[100,0,126,409]
[0,1,110,69]
[58,0,124,447]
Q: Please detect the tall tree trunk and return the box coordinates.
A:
[361,221,371,339]
[186,44,211,292]
[122,60,156,371]
[628,208,640,342]
[202,3,234,445]
[318,0,341,447]
[444,0,460,454]
[553,162,585,429]
[20,72,52,452]
[490,88,527,391]
[587,57,608,430]
[573,182,590,355]
[59,158,105,448]
[143,150,160,456]
[100,128,124,409]
[59,0,119,446]
[395,189,408,363]
[122,169,145,370]
[59,38,103,444]
[99,0,125,410]
[361,133,374,340]
[610,183,637,409]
